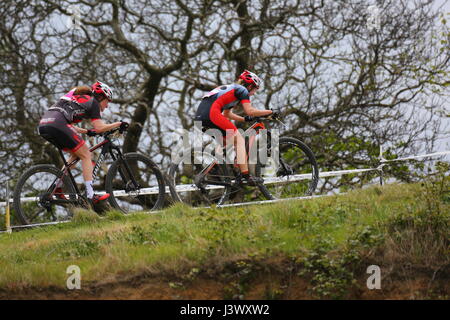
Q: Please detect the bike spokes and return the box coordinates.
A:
[106,153,165,213]
[13,166,76,225]
[257,137,318,199]
[169,151,232,207]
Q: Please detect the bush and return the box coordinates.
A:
[298,227,384,299]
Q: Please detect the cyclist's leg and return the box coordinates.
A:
[71,144,92,182]
[39,121,97,200]
[203,122,247,173]
[55,124,97,200]
[232,131,248,173]
[207,111,259,185]
[71,144,108,203]
[208,109,246,168]
[58,124,87,173]
[39,119,87,197]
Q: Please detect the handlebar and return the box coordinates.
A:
[253,113,278,122]
[252,110,285,127]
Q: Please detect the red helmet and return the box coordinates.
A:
[239,70,262,89]
[91,81,113,101]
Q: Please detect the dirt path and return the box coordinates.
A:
[1,273,447,300]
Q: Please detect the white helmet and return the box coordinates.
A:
[239,70,262,89]
[92,81,113,101]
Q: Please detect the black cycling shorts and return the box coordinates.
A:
[38,111,85,152]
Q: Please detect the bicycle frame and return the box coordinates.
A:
[48,133,130,203]
[197,120,268,187]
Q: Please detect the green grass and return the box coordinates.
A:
[0,181,448,298]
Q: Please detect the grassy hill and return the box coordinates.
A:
[0,178,448,299]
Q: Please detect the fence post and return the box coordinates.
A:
[379,145,384,186]
[5,181,12,233]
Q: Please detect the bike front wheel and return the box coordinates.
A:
[13,164,78,225]
[105,152,165,213]
[255,136,319,200]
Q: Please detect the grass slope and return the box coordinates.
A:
[0,180,448,299]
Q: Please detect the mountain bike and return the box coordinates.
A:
[168,114,319,207]
[13,127,165,225]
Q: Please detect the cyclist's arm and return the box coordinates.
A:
[72,126,89,134]
[91,119,122,133]
[223,109,245,122]
[241,102,273,117]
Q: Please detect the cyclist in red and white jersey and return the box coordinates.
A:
[38,81,128,205]
[195,70,277,185]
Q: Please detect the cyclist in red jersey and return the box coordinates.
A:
[195,70,277,185]
[38,81,128,205]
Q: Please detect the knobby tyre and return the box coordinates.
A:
[13,164,77,225]
[255,136,319,200]
[168,150,231,207]
[105,152,165,213]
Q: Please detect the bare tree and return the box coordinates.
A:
[0,0,448,194]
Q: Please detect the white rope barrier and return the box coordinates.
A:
[380,150,450,163]
[0,220,71,231]
[0,168,378,206]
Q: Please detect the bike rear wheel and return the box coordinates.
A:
[105,152,165,213]
[13,164,78,225]
[255,136,319,200]
[169,150,232,207]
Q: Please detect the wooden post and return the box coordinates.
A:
[5,181,12,233]
[379,145,384,186]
